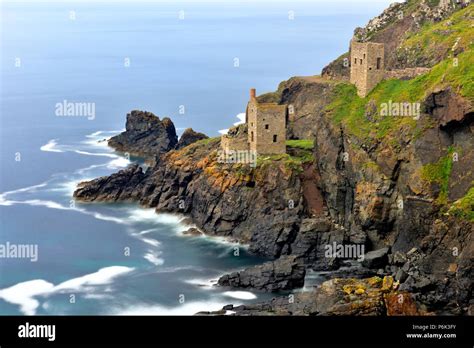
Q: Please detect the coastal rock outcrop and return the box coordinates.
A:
[199,276,421,316]
[217,255,305,292]
[176,128,208,149]
[108,110,178,157]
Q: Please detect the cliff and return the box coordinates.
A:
[74,0,473,315]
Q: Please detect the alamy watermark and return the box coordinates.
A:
[0,242,38,262]
[55,100,96,120]
[380,100,421,120]
[217,150,257,168]
[324,242,365,262]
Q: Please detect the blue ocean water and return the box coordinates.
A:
[0,0,392,315]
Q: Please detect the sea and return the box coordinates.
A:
[0,0,392,315]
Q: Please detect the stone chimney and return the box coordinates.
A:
[250,88,256,100]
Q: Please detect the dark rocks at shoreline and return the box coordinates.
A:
[217,255,306,292]
[74,164,145,202]
[108,110,178,157]
[361,247,389,269]
[176,128,208,150]
[182,227,203,236]
[202,276,421,316]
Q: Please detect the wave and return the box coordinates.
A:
[85,130,124,139]
[143,251,164,266]
[0,266,134,315]
[112,300,232,316]
[40,139,63,153]
[74,150,117,158]
[222,291,257,300]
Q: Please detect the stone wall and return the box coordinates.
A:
[350,41,385,97]
[384,67,431,80]
[248,102,287,155]
[221,124,249,153]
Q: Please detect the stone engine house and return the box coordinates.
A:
[350,40,385,97]
[247,89,287,155]
[221,88,287,156]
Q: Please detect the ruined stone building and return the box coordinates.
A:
[350,40,385,97]
[221,88,287,156]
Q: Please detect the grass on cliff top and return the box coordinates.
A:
[448,185,474,222]
[286,139,314,150]
[326,47,474,143]
[400,4,474,66]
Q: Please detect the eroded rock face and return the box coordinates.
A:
[217,256,306,292]
[74,138,307,259]
[108,110,178,157]
[424,88,473,128]
[176,128,208,149]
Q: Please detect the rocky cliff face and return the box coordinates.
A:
[74,1,473,315]
[176,128,208,149]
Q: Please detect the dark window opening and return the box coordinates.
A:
[273,135,277,143]
[376,57,382,70]
[265,124,269,130]
[363,54,366,59]
[354,58,357,64]
[360,59,363,65]
[251,131,254,142]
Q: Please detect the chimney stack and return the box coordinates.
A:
[250,88,256,99]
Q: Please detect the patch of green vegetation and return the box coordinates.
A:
[326,47,474,145]
[362,161,380,172]
[401,4,474,67]
[194,136,220,146]
[256,151,312,174]
[286,139,314,150]
[421,146,457,204]
[448,185,474,222]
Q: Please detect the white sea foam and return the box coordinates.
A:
[127,209,185,227]
[141,238,161,247]
[54,266,134,291]
[74,150,117,158]
[85,129,124,139]
[143,252,164,266]
[184,278,217,289]
[40,139,63,153]
[0,279,55,315]
[113,301,231,316]
[0,266,134,315]
[107,157,130,169]
[222,291,257,300]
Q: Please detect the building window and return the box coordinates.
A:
[360,59,363,65]
[265,124,269,130]
[251,122,253,127]
[376,57,381,70]
[273,135,277,143]
[354,58,357,64]
[363,54,366,59]
[251,131,254,142]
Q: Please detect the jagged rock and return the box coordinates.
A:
[217,255,306,292]
[203,276,421,316]
[362,247,389,269]
[424,87,473,128]
[176,128,208,149]
[182,227,203,236]
[73,164,145,202]
[108,110,178,157]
